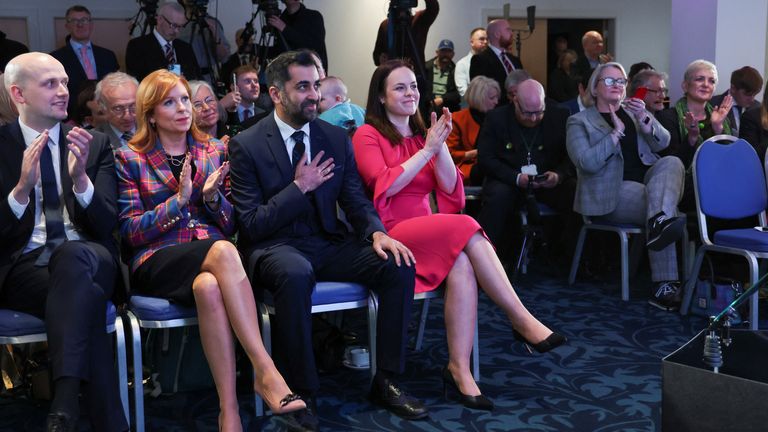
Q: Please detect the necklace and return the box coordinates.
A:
[166,153,185,167]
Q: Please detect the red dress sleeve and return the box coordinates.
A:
[352,125,404,225]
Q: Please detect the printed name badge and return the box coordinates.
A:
[168,64,181,76]
[521,164,538,175]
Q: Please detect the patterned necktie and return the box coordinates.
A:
[35,141,67,266]
[165,43,176,64]
[291,130,306,170]
[79,45,96,80]
[500,52,514,75]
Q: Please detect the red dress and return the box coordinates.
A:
[353,124,483,293]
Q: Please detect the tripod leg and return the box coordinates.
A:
[514,230,530,279]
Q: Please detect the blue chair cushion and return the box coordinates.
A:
[129,295,197,321]
[106,301,117,326]
[0,309,45,337]
[713,229,768,253]
[261,281,369,307]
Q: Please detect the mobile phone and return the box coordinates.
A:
[632,87,648,100]
[533,174,548,182]
[232,73,238,88]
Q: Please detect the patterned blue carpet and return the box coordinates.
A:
[0,267,714,431]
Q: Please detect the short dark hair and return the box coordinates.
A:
[233,64,259,78]
[628,62,654,80]
[65,5,91,17]
[731,66,763,95]
[266,50,316,91]
[470,27,485,37]
[364,59,426,146]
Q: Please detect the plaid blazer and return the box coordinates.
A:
[566,106,670,216]
[115,135,235,271]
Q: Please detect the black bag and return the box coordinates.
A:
[144,327,214,394]
[691,256,743,323]
[311,315,346,373]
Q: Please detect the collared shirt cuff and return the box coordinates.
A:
[74,178,94,208]
[8,190,28,219]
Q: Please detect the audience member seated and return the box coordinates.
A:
[227,65,268,132]
[470,19,522,106]
[425,39,460,114]
[228,50,426,432]
[50,5,119,119]
[115,69,305,431]
[94,72,138,149]
[627,62,654,81]
[559,72,591,116]
[739,83,768,159]
[1,52,127,432]
[447,76,500,185]
[504,69,531,104]
[0,31,28,72]
[353,60,566,413]
[476,79,576,262]
[0,73,18,125]
[572,31,613,81]
[71,80,104,129]
[318,76,365,134]
[190,79,229,140]
[710,66,763,137]
[453,27,487,98]
[566,62,686,312]
[548,49,579,103]
[126,1,200,82]
[628,69,668,115]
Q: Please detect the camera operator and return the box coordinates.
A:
[372,0,439,67]
[178,0,231,84]
[266,0,327,72]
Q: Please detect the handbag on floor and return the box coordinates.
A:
[691,256,743,324]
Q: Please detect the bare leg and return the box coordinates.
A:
[443,251,482,397]
[199,241,305,415]
[464,233,553,343]
[192,272,242,432]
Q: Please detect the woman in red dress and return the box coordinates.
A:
[352,60,565,411]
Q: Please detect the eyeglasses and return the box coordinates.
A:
[109,104,136,116]
[516,102,545,118]
[599,77,627,87]
[66,17,91,25]
[193,98,217,112]
[646,88,669,96]
[160,15,185,31]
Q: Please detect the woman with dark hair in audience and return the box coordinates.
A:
[548,49,580,102]
[739,83,768,160]
[447,75,499,185]
[352,60,565,412]
[115,69,304,431]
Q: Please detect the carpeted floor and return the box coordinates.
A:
[0,265,723,431]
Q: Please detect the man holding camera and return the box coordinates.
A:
[476,79,576,264]
[266,0,328,72]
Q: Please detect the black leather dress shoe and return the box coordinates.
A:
[369,375,429,420]
[46,411,75,432]
[284,396,318,432]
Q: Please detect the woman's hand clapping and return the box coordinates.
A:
[423,108,453,156]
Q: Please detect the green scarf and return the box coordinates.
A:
[674,97,732,146]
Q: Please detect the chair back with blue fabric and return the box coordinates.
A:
[693,135,768,245]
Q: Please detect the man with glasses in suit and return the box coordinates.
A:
[94,72,138,150]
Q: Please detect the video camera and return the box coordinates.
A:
[390,0,417,9]
[253,0,281,18]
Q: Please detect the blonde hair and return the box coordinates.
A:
[0,73,18,126]
[129,69,207,153]
[584,62,627,107]
[465,76,500,111]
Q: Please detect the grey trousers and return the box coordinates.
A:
[599,156,685,282]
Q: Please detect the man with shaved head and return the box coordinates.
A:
[476,79,576,263]
[0,52,126,431]
[469,18,523,106]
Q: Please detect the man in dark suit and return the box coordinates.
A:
[50,5,119,119]
[477,79,576,262]
[1,52,126,432]
[94,71,138,150]
[710,66,763,137]
[125,2,199,81]
[572,31,612,84]
[469,18,523,106]
[229,50,426,431]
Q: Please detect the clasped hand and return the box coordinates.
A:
[423,108,453,156]
[294,151,335,194]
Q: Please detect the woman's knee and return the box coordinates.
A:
[192,271,222,301]
[205,240,241,267]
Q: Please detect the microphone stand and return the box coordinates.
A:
[702,271,768,373]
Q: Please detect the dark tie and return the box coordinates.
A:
[35,141,67,266]
[121,131,133,142]
[243,109,252,122]
[501,53,514,74]
[291,130,306,170]
[165,43,176,64]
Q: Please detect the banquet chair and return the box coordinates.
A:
[0,302,129,427]
[679,135,768,330]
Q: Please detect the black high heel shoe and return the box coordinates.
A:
[513,330,567,354]
[441,367,494,411]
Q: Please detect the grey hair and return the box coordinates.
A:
[683,59,718,84]
[504,69,531,91]
[628,69,668,96]
[95,72,138,109]
[159,1,185,16]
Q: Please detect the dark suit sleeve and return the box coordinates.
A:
[335,134,386,240]
[469,53,482,81]
[72,133,117,242]
[228,133,313,242]
[741,107,767,160]
[442,69,461,111]
[372,20,387,66]
[281,9,326,66]
[125,38,143,80]
[477,108,519,186]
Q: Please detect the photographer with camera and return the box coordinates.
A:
[372,0,438,67]
[264,0,327,72]
[476,79,576,266]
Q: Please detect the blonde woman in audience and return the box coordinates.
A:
[0,73,18,125]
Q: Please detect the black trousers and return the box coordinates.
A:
[1,241,128,432]
[248,234,416,396]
